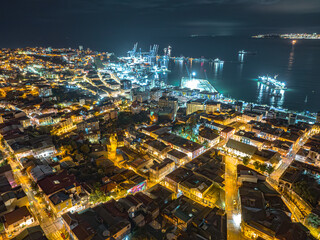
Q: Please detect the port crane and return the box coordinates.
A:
[127,42,138,58]
[184,62,192,79]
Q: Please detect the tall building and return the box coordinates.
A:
[288,113,297,125]
[38,86,52,97]
[121,79,132,90]
[186,100,206,115]
[158,96,178,111]
[206,101,220,114]
[235,101,243,113]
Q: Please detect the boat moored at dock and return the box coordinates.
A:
[258,75,287,90]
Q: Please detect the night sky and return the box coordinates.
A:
[1,0,320,50]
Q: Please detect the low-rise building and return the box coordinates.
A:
[37,170,82,216]
[205,101,220,114]
[149,158,175,181]
[225,139,258,158]
[158,133,205,159]
[77,117,99,132]
[144,139,171,159]
[198,127,220,147]
[30,165,54,182]
[186,100,206,115]
[167,149,188,166]
[4,206,35,236]
[62,199,131,240]
[163,167,193,193]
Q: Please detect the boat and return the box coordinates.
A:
[258,75,287,90]
[174,57,185,61]
[213,58,224,64]
[152,65,171,73]
[269,91,283,98]
[239,50,257,55]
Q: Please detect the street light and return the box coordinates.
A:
[233,213,242,228]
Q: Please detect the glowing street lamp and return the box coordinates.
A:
[233,213,242,228]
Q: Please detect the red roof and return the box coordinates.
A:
[221,127,235,133]
[38,170,78,196]
[72,221,96,240]
[4,206,32,227]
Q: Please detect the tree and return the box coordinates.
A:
[0,222,4,232]
[38,126,52,135]
[74,153,83,161]
[203,140,209,149]
[307,213,320,228]
[266,166,274,175]
[69,140,78,150]
[253,161,260,170]
[293,179,317,206]
[259,163,267,172]
[89,186,109,203]
[30,182,39,192]
[35,192,44,198]
[172,124,182,134]
[0,159,8,167]
[80,144,90,155]
[242,156,250,165]
[210,151,216,158]
[109,54,119,62]
[64,145,74,155]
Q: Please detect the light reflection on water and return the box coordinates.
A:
[288,45,295,72]
[167,59,287,109]
[255,81,285,108]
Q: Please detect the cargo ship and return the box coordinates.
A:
[258,75,287,90]
[213,58,224,64]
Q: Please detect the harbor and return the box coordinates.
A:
[101,43,317,122]
[181,76,218,93]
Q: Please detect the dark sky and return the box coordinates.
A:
[1,0,320,50]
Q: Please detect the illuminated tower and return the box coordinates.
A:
[107,133,117,161]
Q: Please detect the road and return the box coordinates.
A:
[224,155,244,240]
[0,143,65,240]
[270,130,311,182]
[267,129,320,238]
[222,129,313,240]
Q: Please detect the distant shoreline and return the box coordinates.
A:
[252,33,320,40]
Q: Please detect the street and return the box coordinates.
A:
[224,155,245,240]
[0,143,65,240]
